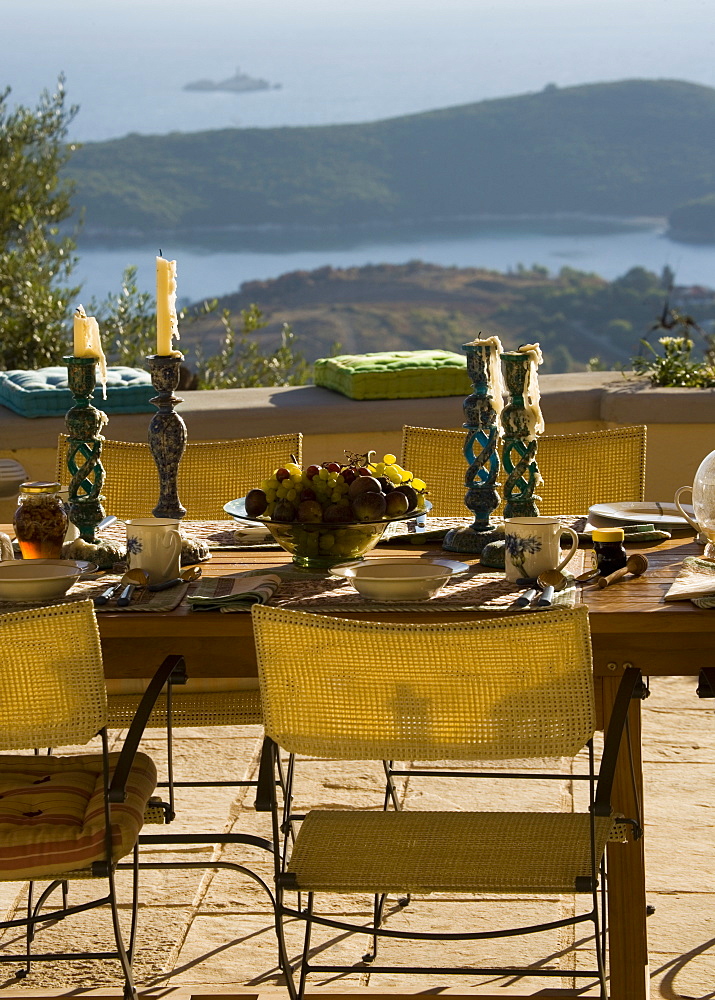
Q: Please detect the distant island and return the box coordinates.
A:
[183,67,281,94]
[67,79,715,237]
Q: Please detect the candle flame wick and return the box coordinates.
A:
[159,248,163,257]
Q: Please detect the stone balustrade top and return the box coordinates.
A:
[0,371,714,449]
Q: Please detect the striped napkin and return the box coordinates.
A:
[664,556,715,608]
[187,573,282,612]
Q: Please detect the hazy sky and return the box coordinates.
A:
[3,0,715,141]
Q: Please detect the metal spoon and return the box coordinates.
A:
[147,565,202,592]
[535,569,569,608]
[115,568,149,606]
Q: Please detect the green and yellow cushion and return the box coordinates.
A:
[313,350,471,400]
[0,752,157,880]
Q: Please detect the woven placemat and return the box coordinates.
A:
[0,576,189,614]
[268,567,581,615]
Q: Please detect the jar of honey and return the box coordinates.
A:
[13,482,69,559]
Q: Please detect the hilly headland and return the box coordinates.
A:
[182,260,711,375]
[66,79,715,241]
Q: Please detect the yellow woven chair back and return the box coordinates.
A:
[401,424,647,517]
[57,432,302,520]
[0,600,106,750]
[253,604,594,761]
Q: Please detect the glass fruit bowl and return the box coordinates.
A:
[224,497,430,570]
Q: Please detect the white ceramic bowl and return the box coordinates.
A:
[0,561,82,603]
[330,557,468,602]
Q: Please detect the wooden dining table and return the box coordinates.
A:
[5,524,708,999]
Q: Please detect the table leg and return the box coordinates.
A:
[600,674,649,1000]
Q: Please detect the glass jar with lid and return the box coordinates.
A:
[13,482,69,559]
[591,527,628,577]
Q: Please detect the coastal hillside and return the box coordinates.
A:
[67,79,715,235]
[182,261,699,374]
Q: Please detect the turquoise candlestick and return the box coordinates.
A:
[443,340,503,553]
[501,350,541,518]
[63,356,107,543]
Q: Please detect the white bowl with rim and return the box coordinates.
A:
[330,557,468,602]
[0,560,82,603]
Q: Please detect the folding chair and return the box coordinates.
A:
[252,603,642,998]
[0,599,179,998]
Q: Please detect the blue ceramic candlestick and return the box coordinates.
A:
[147,355,186,519]
[501,350,541,518]
[63,355,107,542]
[443,339,503,553]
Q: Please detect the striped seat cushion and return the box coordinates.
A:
[0,752,157,880]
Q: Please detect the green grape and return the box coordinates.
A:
[383,453,397,465]
[266,489,277,502]
[276,485,288,499]
[286,488,298,501]
[412,478,426,491]
[260,478,273,492]
[385,468,402,484]
[318,468,330,481]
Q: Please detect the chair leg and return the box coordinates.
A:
[127,845,140,962]
[17,881,34,980]
[298,892,314,1000]
[592,871,608,999]
[106,858,139,1000]
[274,886,298,1000]
[362,892,387,964]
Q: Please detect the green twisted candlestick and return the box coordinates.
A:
[501,350,541,518]
[443,338,503,553]
[63,356,107,542]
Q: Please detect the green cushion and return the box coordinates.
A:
[314,350,470,400]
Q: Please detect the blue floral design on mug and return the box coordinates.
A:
[126,535,143,556]
[505,533,541,578]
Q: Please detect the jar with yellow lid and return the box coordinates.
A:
[13,482,69,560]
[591,527,627,577]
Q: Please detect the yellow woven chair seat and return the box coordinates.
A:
[0,751,157,880]
[107,688,262,729]
[287,810,618,895]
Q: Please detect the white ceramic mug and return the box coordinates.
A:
[504,516,579,583]
[125,518,182,585]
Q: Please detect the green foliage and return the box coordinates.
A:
[66,80,715,234]
[194,303,310,389]
[88,266,156,366]
[0,78,80,369]
[631,304,715,387]
[668,193,715,242]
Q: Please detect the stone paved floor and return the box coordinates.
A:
[0,675,714,997]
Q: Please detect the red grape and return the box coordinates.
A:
[275,468,291,482]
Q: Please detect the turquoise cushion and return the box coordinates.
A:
[0,367,155,417]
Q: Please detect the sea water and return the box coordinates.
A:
[4,0,715,299]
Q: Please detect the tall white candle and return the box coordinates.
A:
[518,342,544,439]
[73,305,108,399]
[466,335,504,415]
[156,255,182,356]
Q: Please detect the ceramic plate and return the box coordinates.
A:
[588,501,695,529]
